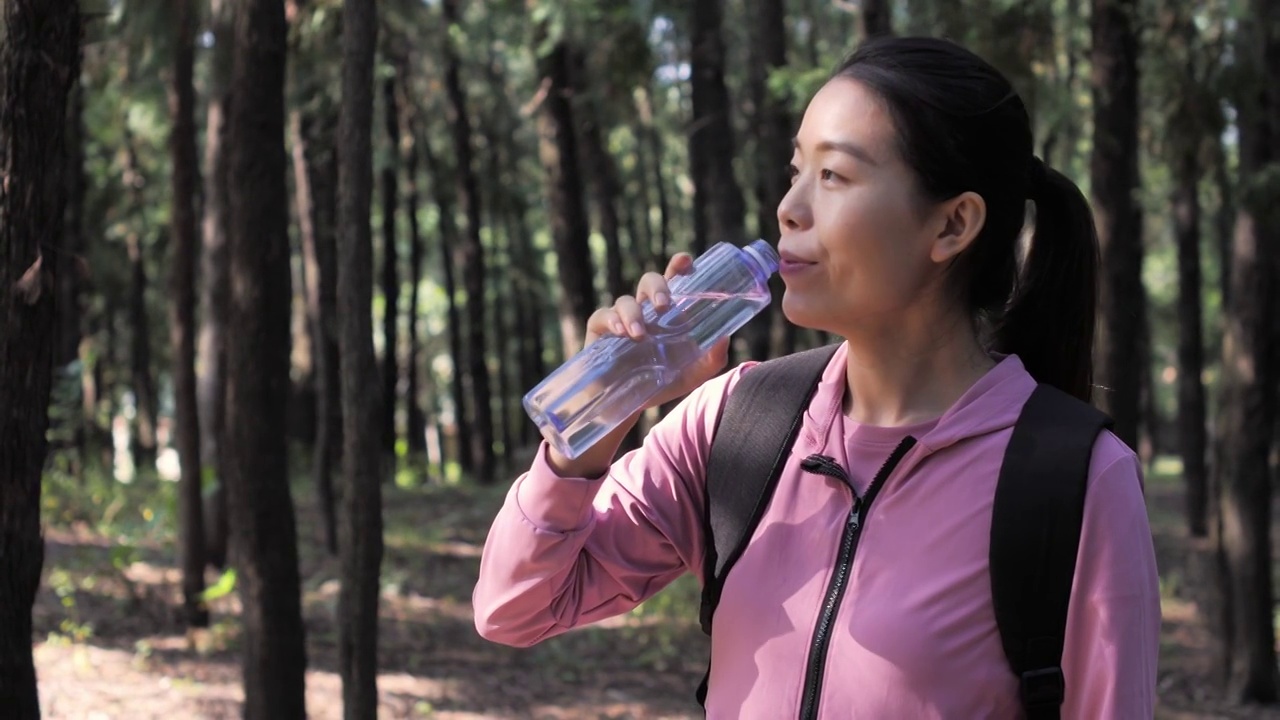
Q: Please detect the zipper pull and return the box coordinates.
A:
[848,497,862,531]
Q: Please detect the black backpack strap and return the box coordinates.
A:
[990,384,1112,720]
[695,344,837,706]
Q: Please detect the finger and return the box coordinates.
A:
[613,295,646,337]
[706,337,730,368]
[664,253,694,279]
[635,271,672,309]
[694,338,729,377]
[586,306,626,339]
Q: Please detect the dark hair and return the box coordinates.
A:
[833,37,1099,402]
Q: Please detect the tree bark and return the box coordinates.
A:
[442,0,496,482]
[290,105,340,555]
[58,43,87,477]
[223,0,308,715]
[536,39,597,360]
[860,0,893,38]
[122,134,158,468]
[689,0,747,255]
[502,152,546,448]
[480,115,516,462]
[380,75,401,456]
[199,0,234,570]
[418,129,466,473]
[1163,5,1210,538]
[1211,134,1235,308]
[1215,0,1279,702]
[58,48,85,371]
[748,0,794,359]
[337,0,384,714]
[0,0,78,714]
[636,86,672,268]
[1090,0,1143,450]
[398,73,427,456]
[575,56,627,304]
[287,0,341,556]
[169,0,209,629]
[1173,145,1209,537]
[630,117,656,269]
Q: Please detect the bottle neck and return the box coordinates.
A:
[742,239,780,284]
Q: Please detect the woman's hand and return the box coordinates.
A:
[545,253,731,477]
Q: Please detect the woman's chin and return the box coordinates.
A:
[779,294,829,335]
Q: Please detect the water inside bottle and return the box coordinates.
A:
[524,289,771,458]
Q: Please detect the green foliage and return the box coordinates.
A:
[200,569,239,603]
[43,461,177,544]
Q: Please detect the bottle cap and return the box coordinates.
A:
[743,239,780,276]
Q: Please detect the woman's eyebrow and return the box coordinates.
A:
[792,136,880,166]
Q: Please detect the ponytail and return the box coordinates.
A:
[993,161,1099,403]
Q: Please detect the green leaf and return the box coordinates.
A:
[200,568,238,603]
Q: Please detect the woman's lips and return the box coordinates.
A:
[778,251,816,276]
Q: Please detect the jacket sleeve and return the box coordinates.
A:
[471,364,751,647]
[1061,434,1161,719]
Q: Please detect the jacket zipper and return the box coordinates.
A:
[796,437,917,720]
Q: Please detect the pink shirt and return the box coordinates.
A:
[473,345,1160,718]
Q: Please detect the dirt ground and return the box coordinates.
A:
[32,461,1280,719]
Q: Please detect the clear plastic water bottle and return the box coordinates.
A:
[523,239,780,459]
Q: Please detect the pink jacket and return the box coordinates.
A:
[473,346,1161,718]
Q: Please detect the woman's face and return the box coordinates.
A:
[777,77,953,336]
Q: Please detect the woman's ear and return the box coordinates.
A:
[930,191,986,263]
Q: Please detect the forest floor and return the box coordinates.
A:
[31,452,1280,719]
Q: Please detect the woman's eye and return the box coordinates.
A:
[786,164,799,184]
[820,169,840,182]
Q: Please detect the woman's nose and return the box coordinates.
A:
[777,182,812,232]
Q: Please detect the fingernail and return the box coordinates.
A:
[655,292,670,308]
[611,320,625,335]
[629,321,645,336]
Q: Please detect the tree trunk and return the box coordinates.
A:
[199,0,234,570]
[223,0,308,715]
[169,0,209,629]
[122,135,158,469]
[0,0,78,714]
[536,40,597,360]
[480,117,516,462]
[489,211,516,463]
[418,129,466,473]
[503,158,546,448]
[337,0,384,714]
[690,0,763,361]
[398,75,427,456]
[1215,0,1279,702]
[629,117,656,277]
[58,43,87,477]
[636,86,672,268]
[575,57,627,304]
[689,0,747,255]
[288,0,341,556]
[1173,145,1209,537]
[99,297,120,467]
[291,105,340,555]
[380,75,401,456]
[442,0,495,482]
[58,47,85,371]
[748,0,795,359]
[1211,134,1235,307]
[860,0,893,38]
[1163,5,1210,539]
[1090,0,1143,449]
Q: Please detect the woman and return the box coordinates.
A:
[473,37,1160,718]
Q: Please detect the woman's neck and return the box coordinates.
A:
[838,310,995,428]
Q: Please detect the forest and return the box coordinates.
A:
[0,0,1278,717]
